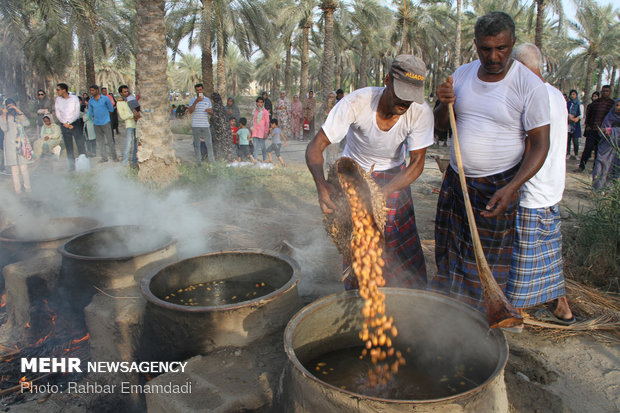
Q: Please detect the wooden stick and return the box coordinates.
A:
[448,104,522,329]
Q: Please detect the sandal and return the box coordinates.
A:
[533,308,576,326]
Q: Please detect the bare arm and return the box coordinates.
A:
[381,148,428,198]
[305,128,338,213]
[434,76,455,132]
[188,97,201,114]
[481,124,550,218]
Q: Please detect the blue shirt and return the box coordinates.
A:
[88,95,114,125]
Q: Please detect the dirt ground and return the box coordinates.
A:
[1,128,618,412]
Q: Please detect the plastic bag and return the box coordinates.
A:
[75,154,91,172]
[303,118,310,131]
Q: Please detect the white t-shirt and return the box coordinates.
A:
[189,96,212,128]
[450,60,550,177]
[321,87,434,172]
[519,83,567,208]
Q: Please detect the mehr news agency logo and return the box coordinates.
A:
[19,358,192,394]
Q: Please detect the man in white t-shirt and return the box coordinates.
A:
[188,83,214,165]
[306,55,434,289]
[505,43,575,325]
[431,12,551,310]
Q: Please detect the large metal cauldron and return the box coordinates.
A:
[59,225,177,307]
[141,249,301,361]
[0,217,99,264]
[282,288,509,413]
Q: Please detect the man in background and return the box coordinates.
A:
[55,83,86,171]
[506,43,575,326]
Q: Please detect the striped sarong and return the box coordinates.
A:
[429,165,519,310]
[505,204,565,308]
[344,164,427,290]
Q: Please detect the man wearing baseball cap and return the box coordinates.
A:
[306,54,434,289]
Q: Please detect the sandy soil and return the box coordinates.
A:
[1,129,618,412]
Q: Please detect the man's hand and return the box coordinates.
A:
[481,184,518,218]
[436,76,455,105]
[317,181,338,214]
[44,136,50,141]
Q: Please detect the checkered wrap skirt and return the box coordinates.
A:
[505,204,565,308]
[344,164,427,290]
[429,165,519,310]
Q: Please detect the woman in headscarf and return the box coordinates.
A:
[225,97,240,122]
[592,99,620,190]
[210,92,235,161]
[303,90,316,140]
[275,91,291,140]
[566,89,582,160]
[290,94,304,140]
[318,91,337,125]
[40,115,63,157]
[1,98,32,193]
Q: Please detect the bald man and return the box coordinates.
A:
[506,43,575,326]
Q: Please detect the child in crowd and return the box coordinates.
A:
[266,118,287,166]
[230,117,239,158]
[236,117,252,162]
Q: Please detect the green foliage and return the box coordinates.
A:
[565,180,620,292]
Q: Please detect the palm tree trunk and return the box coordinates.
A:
[595,62,603,93]
[300,16,311,97]
[456,0,462,67]
[285,37,292,95]
[201,0,214,95]
[216,20,226,96]
[534,0,545,50]
[399,23,408,54]
[135,0,179,185]
[78,23,96,87]
[334,54,341,91]
[583,55,594,104]
[375,57,381,86]
[320,1,336,101]
[359,42,368,88]
[610,66,617,97]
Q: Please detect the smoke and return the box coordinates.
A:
[0,166,216,259]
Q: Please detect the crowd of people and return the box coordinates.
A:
[1,83,141,189]
[180,85,344,166]
[306,11,619,327]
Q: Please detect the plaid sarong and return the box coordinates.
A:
[344,163,427,290]
[505,204,565,308]
[429,165,519,310]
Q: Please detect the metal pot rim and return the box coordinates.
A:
[58,224,176,261]
[140,248,301,312]
[0,217,100,243]
[283,288,509,404]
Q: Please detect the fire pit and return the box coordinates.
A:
[59,225,177,307]
[282,288,509,412]
[141,249,301,360]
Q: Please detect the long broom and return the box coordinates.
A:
[448,103,523,328]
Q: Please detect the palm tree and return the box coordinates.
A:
[563,0,620,103]
[135,0,179,184]
[172,52,202,91]
[319,0,337,101]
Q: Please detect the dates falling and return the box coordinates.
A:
[342,179,406,387]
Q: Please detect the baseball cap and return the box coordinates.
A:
[389,55,427,104]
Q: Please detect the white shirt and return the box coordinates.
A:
[322,87,434,172]
[55,94,81,124]
[519,83,567,208]
[189,96,212,128]
[450,60,550,177]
